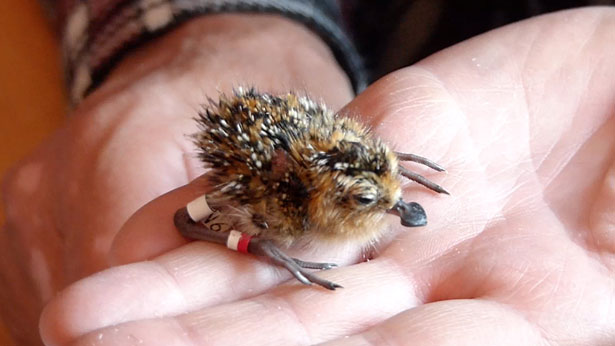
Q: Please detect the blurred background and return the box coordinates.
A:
[0,0,64,343]
[0,0,65,219]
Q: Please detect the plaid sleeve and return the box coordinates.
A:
[43,0,366,104]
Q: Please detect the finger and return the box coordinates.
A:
[63,260,420,346]
[41,240,287,346]
[319,299,547,346]
[42,237,365,345]
[108,177,208,265]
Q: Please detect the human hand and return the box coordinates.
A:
[32,7,615,345]
[0,14,353,344]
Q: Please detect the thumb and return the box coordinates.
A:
[109,176,210,265]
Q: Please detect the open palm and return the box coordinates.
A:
[8,8,615,346]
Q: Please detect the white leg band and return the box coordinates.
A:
[226,230,242,251]
[186,195,214,222]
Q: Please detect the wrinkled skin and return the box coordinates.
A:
[2,8,615,346]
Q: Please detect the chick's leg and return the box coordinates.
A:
[395,152,445,171]
[395,151,450,195]
[398,166,450,195]
[174,207,342,290]
[174,207,230,244]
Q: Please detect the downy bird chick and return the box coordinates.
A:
[174,88,448,290]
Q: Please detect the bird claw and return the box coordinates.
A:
[300,271,343,290]
[255,239,342,290]
[395,152,449,195]
[292,258,338,270]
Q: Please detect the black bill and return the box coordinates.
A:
[388,200,427,227]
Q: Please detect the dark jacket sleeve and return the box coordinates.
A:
[42,0,366,104]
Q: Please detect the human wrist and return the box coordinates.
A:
[88,14,354,110]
